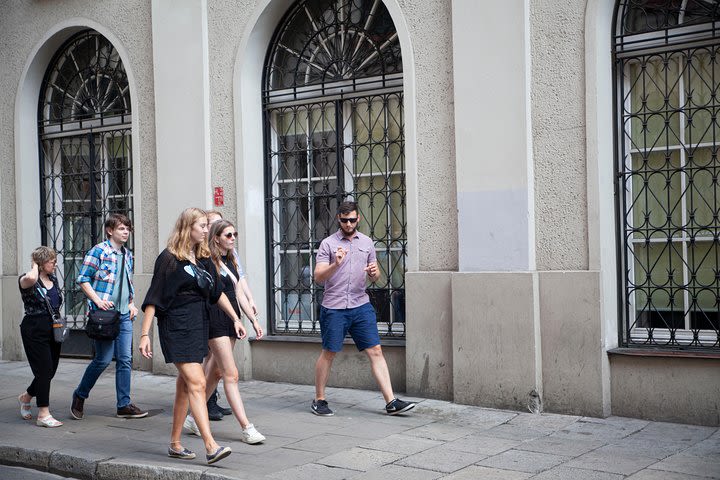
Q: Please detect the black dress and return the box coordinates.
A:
[209,255,241,339]
[142,249,222,364]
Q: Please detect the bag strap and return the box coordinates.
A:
[35,280,56,318]
[114,247,126,309]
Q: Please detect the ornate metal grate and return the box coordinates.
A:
[38,30,133,329]
[263,0,406,337]
[614,0,720,349]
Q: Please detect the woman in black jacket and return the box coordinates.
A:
[18,246,63,428]
[139,208,244,465]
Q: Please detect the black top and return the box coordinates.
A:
[18,274,62,317]
[142,249,222,316]
[217,255,241,316]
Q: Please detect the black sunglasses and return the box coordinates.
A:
[339,217,358,224]
[223,232,238,239]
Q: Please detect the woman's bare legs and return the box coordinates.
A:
[175,362,220,454]
[208,337,251,428]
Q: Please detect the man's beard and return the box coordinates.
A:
[342,225,357,236]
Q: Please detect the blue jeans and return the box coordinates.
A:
[74,313,133,409]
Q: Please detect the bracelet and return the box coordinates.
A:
[233,318,241,323]
[141,333,149,337]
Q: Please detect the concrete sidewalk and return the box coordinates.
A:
[0,359,718,480]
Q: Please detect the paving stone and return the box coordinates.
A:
[444,433,521,456]
[564,448,659,475]
[333,419,410,440]
[348,464,442,480]
[649,453,720,478]
[508,412,580,431]
[627,469,713,480]
[684,434,720,458]
[484,423,554,442]
[441,465,532,479]
[404,422,477,442]
[317,447,403,471]
[395,444,487,473]
[266,462,358,480]
[477,449,569,474]
[514,435,604,457]
[555,418,642,442]
[285,433,364,454]
[360,433,443,455]
[634,422,716,443]
[600,438,695,460]
[531,466,624,479]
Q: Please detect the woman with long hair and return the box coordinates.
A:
[138,208,245,464]
[18,246,63,427]
[184,219,265,443]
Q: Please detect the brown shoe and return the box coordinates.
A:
[116,403,148,418]
[71,393,84,420]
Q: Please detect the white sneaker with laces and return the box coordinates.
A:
[183,415,201,437]
[240,423,266,444]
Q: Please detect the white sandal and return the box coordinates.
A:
[36,415,63,428]
[18,395,31,420]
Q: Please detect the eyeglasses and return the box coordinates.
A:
[339,217,358,224]
[223,232,238,239]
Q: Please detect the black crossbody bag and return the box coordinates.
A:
[85,250,126,341]
[37,281,69,343]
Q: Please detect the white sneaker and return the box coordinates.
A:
[240,423,266,444]
[183,415,201,437]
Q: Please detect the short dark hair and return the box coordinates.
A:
[105,213,133,237]
[337,201,358,216]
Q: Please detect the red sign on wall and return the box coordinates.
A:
[214,187,224,207]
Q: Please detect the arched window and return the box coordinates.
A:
[613,1,720,349]
[38,30,133,327]
[263,0,406,337]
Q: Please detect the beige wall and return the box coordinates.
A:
[252,341,406,392]
[405,272,453,400]
[611,355,720,426]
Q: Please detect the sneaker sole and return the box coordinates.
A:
[241,436,266,444]
[168,452,196,460]
[386,403,416,415]
[116,412,149,418]
[207,446,232,465]
[311,409,334,416]
[70,410,83,420]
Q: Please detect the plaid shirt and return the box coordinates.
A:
[76,240,134,307]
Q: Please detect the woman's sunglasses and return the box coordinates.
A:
[223,232,238,239]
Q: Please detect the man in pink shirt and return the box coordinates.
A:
[312,201,416,416]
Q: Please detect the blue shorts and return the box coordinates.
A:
[319,303,381,352]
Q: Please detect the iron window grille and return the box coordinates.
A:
[38,30,133,329]
[613,0,720,349]
[263,0,406,337]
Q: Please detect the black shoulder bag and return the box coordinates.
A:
[37,281,69,343]
[85,250,126,341]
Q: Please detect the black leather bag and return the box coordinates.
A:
[85,249,125,341]
[85,309,120,340]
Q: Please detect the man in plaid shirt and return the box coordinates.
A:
[70,213,148,420]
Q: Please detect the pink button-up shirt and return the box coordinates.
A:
[315,230,377,309]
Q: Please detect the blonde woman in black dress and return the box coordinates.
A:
[184,219,265,443]
[139,208,245,464]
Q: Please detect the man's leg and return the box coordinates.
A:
[364,345,394,403]
[314,349,336,401]
[75,336,114,400]
[114,314,132,408]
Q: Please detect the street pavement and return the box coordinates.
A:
[0,359,718,480]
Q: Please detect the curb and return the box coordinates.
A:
[0,445,241,480]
